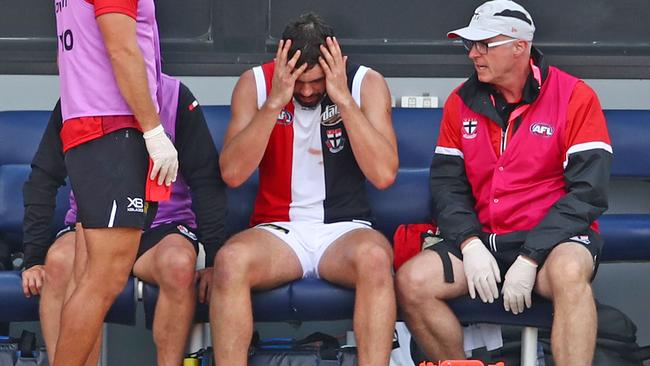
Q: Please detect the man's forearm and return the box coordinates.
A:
[338,100,397,189]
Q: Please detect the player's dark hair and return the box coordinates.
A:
[281,12,335,68]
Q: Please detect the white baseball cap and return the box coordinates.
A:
[447,0,535,41]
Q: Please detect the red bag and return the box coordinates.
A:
[392,223,438,271]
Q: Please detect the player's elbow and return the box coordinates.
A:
[220,165,245,188]
[371,168,397,190]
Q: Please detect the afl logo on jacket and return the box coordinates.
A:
[530,122,554,137]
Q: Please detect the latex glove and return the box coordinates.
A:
[502,255,538,314]
[461,238,501,303]
[143,125,178,186]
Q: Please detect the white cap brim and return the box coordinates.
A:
[447,26,500,41]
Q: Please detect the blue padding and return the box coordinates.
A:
[368,169,431,238]
[105,277,138,325]
[0,271,136,325]
[600,214,650,261]
[142,281,294,328]
[0,165,71,247]
[0,111,50,165]
[605,110,650,177]
[392,109,441,169]
[0,272,39,322]
[202,106,230,151]
[290,279,355,321]
[225,174,258,237]
[448,295,554,329]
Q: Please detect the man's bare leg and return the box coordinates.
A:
[52,227,140,366]
[133,234,197,366]
[42,228,100,366]
[40,233,75,365]
[318,229,395,366]
[395,250,468,360]
[209,229,303,366]
[535,243,597,366]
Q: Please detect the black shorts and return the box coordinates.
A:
[428,229,603,281]
[54,224,76,240]
[65,128,150,229]
[55,222,199,260]
[137,222,200,259]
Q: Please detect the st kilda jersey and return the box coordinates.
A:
[250,61,373,225]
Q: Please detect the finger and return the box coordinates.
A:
[476,277,489,303]
[317,57,332,77]
[277,39,290,65]
[286,49,302,70]
[480,276,495,303]
[503,292,511,312]
[516,294,525,314]
[275,39,285,61]
[28,277,39,296]
[150,160,161,181]
[290,62,308,80]
[491,260,502,283]
[22,277,30,297]
[157,162,169,186]
[319,43,335,67]
[525,292,532,309]
[281,39,293,66]
[467,279,476,299]
[165,161,177,186]
[35,275,43,292]
[329,36,343,60]
[487,273,499,300]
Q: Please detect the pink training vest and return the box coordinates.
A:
[55,0,161,122]
[460,67,579,234]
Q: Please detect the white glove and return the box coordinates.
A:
[461,238,501,303]
[502,255,538,314]
[143,125,178,186]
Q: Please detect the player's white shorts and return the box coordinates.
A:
[256,220,372,278]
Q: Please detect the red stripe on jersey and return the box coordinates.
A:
[251,62,293,225]
[92,0,138,19]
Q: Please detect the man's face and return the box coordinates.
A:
[467,35,518,85]
[293,65,326,108]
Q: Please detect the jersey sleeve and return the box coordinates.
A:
[92,0,138,19]
[430,93,482,247]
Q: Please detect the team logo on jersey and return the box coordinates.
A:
[321,104,342,126]
[276,109,293,125]
[569,235,591,245]
[177,225,198,241]
[462,119,479,139]
[530,123,554,137]
[325,128,346,153]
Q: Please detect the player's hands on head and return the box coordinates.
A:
[267,39,308,110]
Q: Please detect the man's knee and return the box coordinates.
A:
[543,244,594,294]
[44,241,75,289]
[156,246,197,291]
[354,238,393,275]
[395,254,441,306]
[212,241,256,287]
